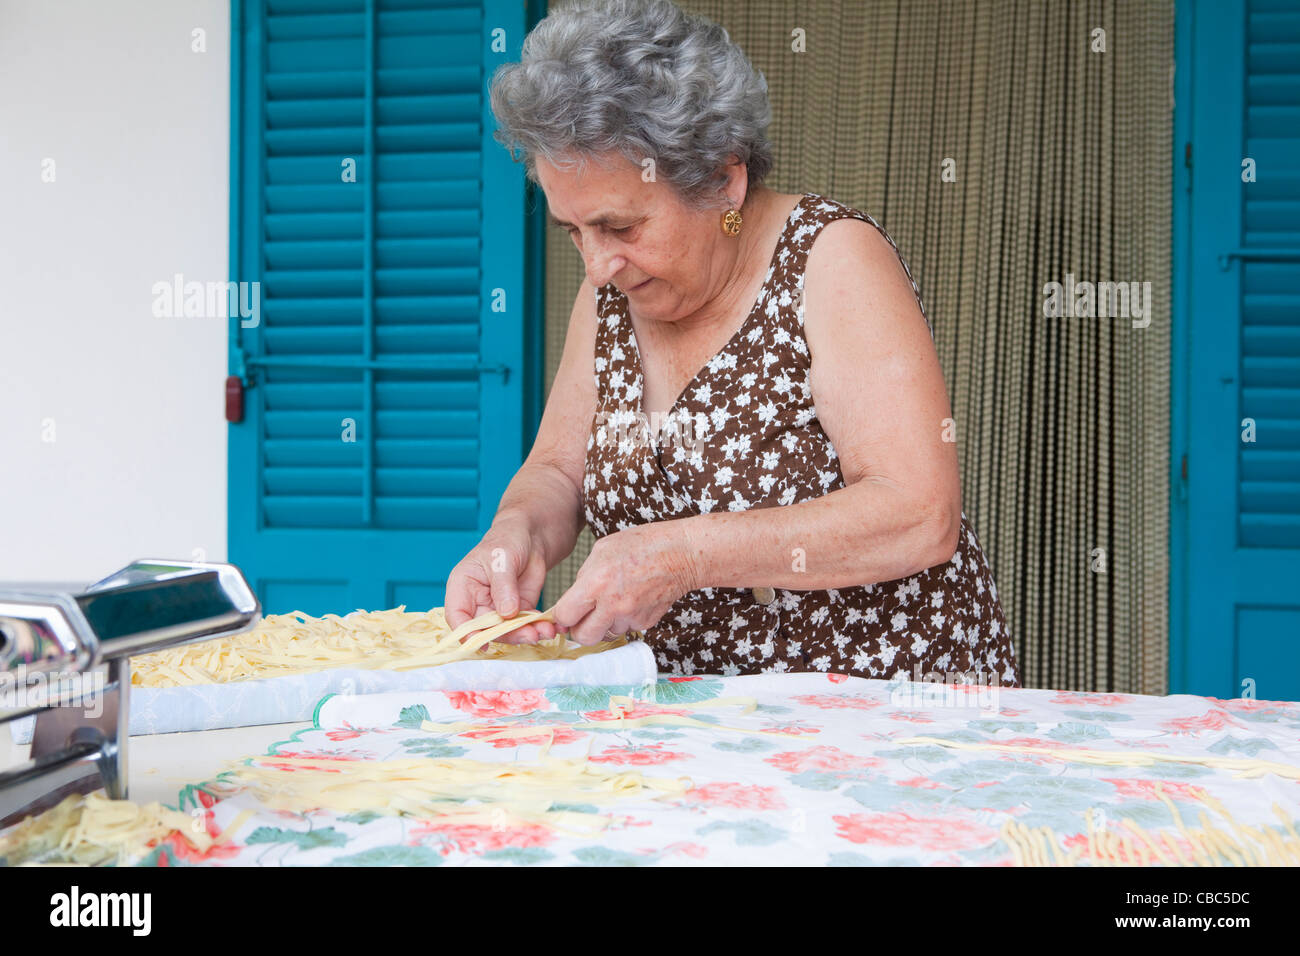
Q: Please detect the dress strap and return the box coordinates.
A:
[791,197,934,339]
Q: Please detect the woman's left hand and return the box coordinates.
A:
[554,522,698,645]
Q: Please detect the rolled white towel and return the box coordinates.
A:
[7,641,657,742]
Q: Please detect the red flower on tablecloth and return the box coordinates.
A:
[444,689,549,719]
[1050,692,1128,706]
[607,815,654,829]
[1159,709,1246,735]
[588,742,689,765]
[995,736,1076,750]
[684,782,788,810]
[667,677,700,683]
[659,841,709,858]
[1103,778,1208,802]
[325,722,364,741]
[409,820,553,855]
[460,724,587,748]
[1208,696,1298,715]
[762,723,822,736]
[827,673,849,684]
[582,702,692,721]
[791,694,883,711]
[833,812,998,851]
[896,776,951,790]
[766,746,882,773]
[887,712,935,723]
[158,810,244,863]
[265,749,364,764]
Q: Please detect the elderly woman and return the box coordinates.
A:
[447,0,1020,687]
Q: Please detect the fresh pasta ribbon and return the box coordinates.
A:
[131,605,622,687]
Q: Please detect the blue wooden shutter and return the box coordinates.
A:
[229,0,527,615]
[1176,0,1300,699]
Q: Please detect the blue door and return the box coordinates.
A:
[228,0,532,615]
[1174,0,1300,699]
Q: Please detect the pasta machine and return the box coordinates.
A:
[0,560,260,828]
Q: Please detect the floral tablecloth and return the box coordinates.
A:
[146,673,1300,866]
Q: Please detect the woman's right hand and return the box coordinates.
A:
[444,520,558,645]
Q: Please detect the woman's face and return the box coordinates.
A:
[536,152,750,324]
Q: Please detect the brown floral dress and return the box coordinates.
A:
[581,192,1021,687]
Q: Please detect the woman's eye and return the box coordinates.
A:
[564,225,632,238]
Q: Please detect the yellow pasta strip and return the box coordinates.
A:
[1045,826,1069,866]
[1120,828,1140,866]
[1160,829,1190,866]
[1030,825,1050,867]
[1256,816,1291,864]
[1085,807,1101,863]
[1000,819,1026,866]
[1123,818,1172,866]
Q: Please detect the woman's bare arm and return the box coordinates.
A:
[490,279,600,569]
[670,219,962,591]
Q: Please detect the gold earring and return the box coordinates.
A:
[721,208,743,237]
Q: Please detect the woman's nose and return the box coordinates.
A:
[582,241,626,288]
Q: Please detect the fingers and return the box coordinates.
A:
[492,623,543,645]
[488,552,522,619]
[564,607,628,647]
[445,571,491,629]
[554,589,597,644]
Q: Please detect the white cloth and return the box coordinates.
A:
[7,642,657,742]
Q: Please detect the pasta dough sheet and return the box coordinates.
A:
[131,605,623,688]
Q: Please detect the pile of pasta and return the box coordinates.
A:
[0,792,234,867]
[898,736,1300,866]
[131,605,623,688]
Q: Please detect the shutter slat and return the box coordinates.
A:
[1242,387,1300,418]
[1241,449,1300,480]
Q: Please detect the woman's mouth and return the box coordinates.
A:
[629,278,653,292]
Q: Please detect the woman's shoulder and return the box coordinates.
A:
[795,194,932,334]
[796,192,884,231]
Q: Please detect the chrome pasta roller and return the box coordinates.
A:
[0,560,260,827]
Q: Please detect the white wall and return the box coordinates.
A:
[0,0,230,585]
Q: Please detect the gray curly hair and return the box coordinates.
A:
[489,0,775,211]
